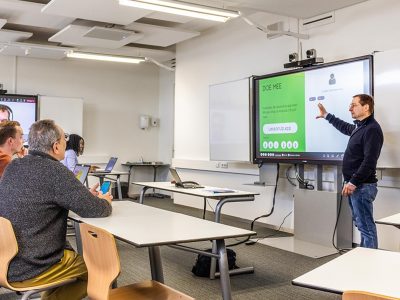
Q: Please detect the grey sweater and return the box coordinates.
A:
[0,150,112,282]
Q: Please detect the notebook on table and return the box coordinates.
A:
[73,164,90,184]
[92,157,118,173]
[169,168,204,189]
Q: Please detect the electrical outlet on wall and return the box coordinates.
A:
[221,162,228,168]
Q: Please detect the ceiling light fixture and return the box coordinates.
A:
[67,51,145,64]
[119,0,239,22]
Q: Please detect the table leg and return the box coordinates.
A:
[151,166,157,196]
[73,221,83,255]
[216,239,232,300]
[127,166,133,186]
[203,197,207,219]
[210,196,255,279]
[148,246,164,283]
[99,175,104,186]
[116,175,122,200]
[139,186,150,204]
[210,240,217,280]
[153,166,157,182]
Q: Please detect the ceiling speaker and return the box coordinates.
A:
[84,26,137,41]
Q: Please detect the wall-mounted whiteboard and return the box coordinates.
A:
[209,78,251,162]
[374,49,400,168]
[39,95,83,136]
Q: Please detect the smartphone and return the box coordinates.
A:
[100,181,111,194]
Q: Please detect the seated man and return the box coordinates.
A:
[0,120,24,177]
[0,119,113,300]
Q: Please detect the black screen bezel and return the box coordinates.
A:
[252,55,373,165]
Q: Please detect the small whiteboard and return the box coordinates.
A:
[39,95,83,136]
[209,78,251,162]
[374,49,400,168]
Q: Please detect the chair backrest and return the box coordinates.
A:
[343,291,400,300]
[0,217,19,289]
[80,223,121,300]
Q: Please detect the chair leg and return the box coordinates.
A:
[21,290,36,300]
[21,288,46,300]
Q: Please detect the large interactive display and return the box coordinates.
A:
[253,56,372,164]
[0,94,38,140]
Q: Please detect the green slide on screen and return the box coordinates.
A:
[258,73,305,152]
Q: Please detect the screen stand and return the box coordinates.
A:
[257,164,352,258]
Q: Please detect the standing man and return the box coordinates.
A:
[316,94,383,249]
[0,119,113,300]
[0,120,24,177]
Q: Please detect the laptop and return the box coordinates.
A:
[73,164,90,184]
[169,168,203,189]
[93,157,118,173]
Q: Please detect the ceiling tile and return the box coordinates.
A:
[232,0,369,19]
[146,11,194,24]
[49,25,144,49]
[0,0,73,29]
[0,29,32,42]
[42,0,151,26]
[124,22,200,47]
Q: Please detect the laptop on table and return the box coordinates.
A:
[169,168,203,189]
[73,164,90,184]
[92,157,118,173]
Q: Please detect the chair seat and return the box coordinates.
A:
[343,290,400,300]
[109,280,194,300]
[8,278,76,292]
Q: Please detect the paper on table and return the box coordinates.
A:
[204,188,235,194]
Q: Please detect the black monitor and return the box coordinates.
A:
[252,55,373,165]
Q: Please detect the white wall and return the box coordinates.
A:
[173,0,400,250]
[0,55,169,172]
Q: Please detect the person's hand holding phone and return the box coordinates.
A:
[98,181,113,204]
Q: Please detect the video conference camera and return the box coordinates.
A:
[284,49,324,69]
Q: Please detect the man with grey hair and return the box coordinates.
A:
[0,119,112,300]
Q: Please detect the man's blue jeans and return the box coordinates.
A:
[348,183,378,249]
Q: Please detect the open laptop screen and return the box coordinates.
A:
[73,164,90,184]
[169,168,183,184]
[104,157,118,172]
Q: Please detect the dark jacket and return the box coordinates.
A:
[0,150,112,282]
[326,113,383,186]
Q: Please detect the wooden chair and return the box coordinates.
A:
[343,291,400,300]
[0,217,75,300]
[79,222,195,300]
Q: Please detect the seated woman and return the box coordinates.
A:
[61,134,84,171]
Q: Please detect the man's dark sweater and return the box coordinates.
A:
[326,113,383,186]
[0,150,112,282]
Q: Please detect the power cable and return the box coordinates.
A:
[331,182,351,254]
[246,210,293,244]
[295,164,314,190]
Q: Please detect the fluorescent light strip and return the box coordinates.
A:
[135,0,239,18]
[119,0,239,22]
[67,52,145,64]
